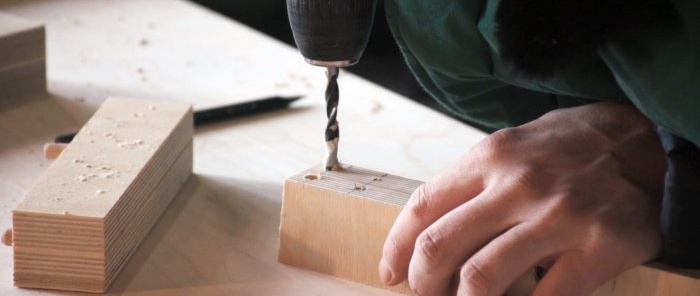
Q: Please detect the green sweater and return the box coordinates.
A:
[384,0,700,147]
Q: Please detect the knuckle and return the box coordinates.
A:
[408,183,433,218]
[415,230,444,264]
[460,258,492,295]
[477,127,518,159]
[489,127,518,148]
[593,151,623,173]
[539,108,566,121]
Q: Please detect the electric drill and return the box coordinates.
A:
[286,0,377,67]
[286,0,377,170]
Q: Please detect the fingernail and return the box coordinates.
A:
[379,259,395,285]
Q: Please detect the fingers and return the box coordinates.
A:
[406,189,520,295]
[380,162,485,286]
[451,222,556,296]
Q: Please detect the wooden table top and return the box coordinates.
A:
[0,0,486,295]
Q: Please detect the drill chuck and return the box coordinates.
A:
[287,0,377,67]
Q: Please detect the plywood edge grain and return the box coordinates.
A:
[11,97,193,293]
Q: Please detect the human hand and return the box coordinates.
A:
[379,102,667,296]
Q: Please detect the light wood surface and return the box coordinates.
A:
[0,11,45,104]
[0,0,485,295]
[12,97,193,292]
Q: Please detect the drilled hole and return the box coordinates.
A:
[304,172,321,180]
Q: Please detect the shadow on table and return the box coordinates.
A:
[109,174,326,294]
[0,92,95,156]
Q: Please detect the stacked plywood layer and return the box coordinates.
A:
[0,12,45,101]
[12,97,193,292]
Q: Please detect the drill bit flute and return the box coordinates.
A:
[324,67,340,171]
[286,0,377,170]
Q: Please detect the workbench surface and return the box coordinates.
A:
[0,0,485,295]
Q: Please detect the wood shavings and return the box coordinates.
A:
[99,172,117,179]
[118,139,144,149]
[352,184,366,191]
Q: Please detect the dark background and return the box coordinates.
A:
[189,0,454,116]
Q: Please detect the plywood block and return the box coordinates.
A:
[11,97,193,292]
[279,165,700,296]
[0,12,45,101]
[280,165,415,294]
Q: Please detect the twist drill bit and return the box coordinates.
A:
[324,67,340,171]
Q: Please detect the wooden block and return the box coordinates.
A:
[280,165,415,294]
[279,165,700,296]
[1,229,11,246]
[11,97,193,293]
[0,12,45,101]
[43,143,67,160]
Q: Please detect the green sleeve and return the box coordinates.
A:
[386,0,700,144]
[384,0,564,131]
[599,0,700,146]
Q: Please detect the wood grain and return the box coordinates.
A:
[280,165,415,294]
[11,97,193,292]
[280,165,700,296]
